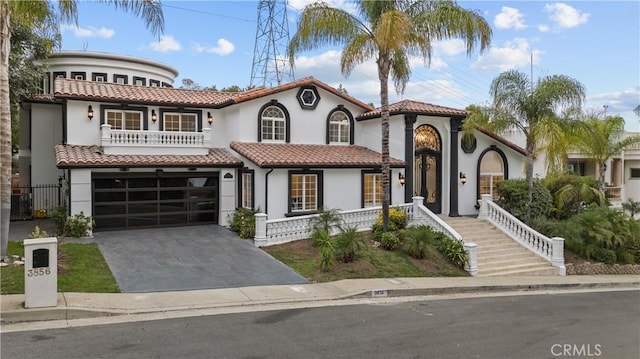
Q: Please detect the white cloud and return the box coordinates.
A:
[288,0,357,13]
[544,3,590,28]
[587,87,640,113]
[61,24,114,39]
[494,6,527,30]
[207,38,235,56]
[538,24,550,33]
[433,39,466,57]
[149,35,182,53]
[471,38,542,71]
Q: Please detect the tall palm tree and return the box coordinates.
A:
[288,0,491,230]
[464,70,585,223]
[572,114,640,195]
[0,0,163,259]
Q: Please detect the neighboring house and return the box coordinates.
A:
[18,51,528,231]
[566,133,640,205]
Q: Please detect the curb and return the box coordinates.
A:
[3,280,638,325]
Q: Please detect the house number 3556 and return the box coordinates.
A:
[27,268,51,277]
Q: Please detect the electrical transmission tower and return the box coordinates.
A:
[250,0,294,88]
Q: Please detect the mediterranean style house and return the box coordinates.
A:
[19,51,529,231]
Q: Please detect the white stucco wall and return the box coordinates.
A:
[30,103,64,186]
[624,160,640,202]
[69,168,92,216]
[219,169,237,226]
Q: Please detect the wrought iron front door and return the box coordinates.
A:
[413,124,442,213]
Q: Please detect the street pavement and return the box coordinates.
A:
[2,275,639,331]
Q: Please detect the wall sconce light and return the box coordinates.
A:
[398,172,406,186]
[151,109,157,123]
[207,112,213,125]
[87,105,94,120]
[459,172,467,185]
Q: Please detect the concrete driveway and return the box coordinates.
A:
[92,225,308,293]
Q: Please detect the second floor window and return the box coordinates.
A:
[106,110,142,130]
[164,113,197,132]
[261,106,285,142]
[329,111,350,144]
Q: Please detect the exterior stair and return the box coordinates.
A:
[441,216,559,276]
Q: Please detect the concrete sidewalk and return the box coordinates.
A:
[2,275,639,328]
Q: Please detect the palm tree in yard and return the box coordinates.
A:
[572,114,640,196]
[464,70,585,223]
[288,0,491,230]
[0,0,163,259]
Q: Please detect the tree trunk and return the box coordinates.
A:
[378,56,390,232]
[524,140,535,224]
[0,0,11,259]
[598,162,607,196]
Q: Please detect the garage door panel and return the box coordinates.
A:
[92,173,219,231]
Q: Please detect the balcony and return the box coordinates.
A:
[101,124,212,155]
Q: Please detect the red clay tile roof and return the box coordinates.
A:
[55,144,243,168]
[22,93,58,104]
[54,78,235,107]
[230,76,374,110]
[230,141,405,168]
[357,99,466,120]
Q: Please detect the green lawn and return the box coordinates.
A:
[1,240,119,295]
[264,238,468,283]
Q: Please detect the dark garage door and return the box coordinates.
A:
[92,173,219,230]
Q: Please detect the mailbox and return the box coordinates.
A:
[24,237,58,308]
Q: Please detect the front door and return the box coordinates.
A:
[413,125,442,213]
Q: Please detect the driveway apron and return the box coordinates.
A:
[93,225,308,293]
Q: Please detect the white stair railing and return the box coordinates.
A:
[478,194,565,275]
[410,196,477,276]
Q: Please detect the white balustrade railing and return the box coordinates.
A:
[254,204,413,247]
[101,124,212,148]
[410,197,476,276]
[478,194,565,275]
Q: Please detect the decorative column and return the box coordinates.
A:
[254,213,268,247]
[404,114,417,203]
[478,194,491,219]
[202,127,212,148]
[100,124,112,146]
[551,237,566,276]
[463,242,478,276]
[412,196,424,221]
[449,116,463,217]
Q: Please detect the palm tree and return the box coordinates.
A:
[464,70,585,223]
[288,0,491,230]
[572,114,640,195]
[0,0,163,259]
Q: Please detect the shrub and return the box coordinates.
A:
[622,199,640,218]
[379,232,400,251]
[495,179,552,223]
[52,206,68,236]
[542,174,603,219]
[374,207,407,232]
[435,235,468,268]
[589,246,616,265]
[229,207,259,239]
[63,212,94,238]
[311,208,342,246]
[335,225,365,263]
[314,229,336,271]
[403,225,436,259]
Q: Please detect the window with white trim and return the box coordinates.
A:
[242,172,253,209]
[261,106,285,142]
[290,174,318,212]
[106,110,143,130]
[479,150,504,200]
[363,173,382,207]
[163,113,197,132]
[329,111,350,144]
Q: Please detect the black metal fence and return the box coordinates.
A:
[10,184,62,220]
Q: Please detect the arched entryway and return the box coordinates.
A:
[414,125,442,213]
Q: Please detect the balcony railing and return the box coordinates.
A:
[101,124,212,148]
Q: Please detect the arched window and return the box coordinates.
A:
[478,149,507,199]
[414,125,441,152]
[259,104,287,142]
[327,109,352,144]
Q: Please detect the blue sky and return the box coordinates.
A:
[59,1,640,131]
